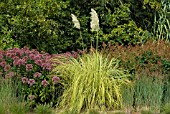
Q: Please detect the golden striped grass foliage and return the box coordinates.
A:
[52,52,130,113]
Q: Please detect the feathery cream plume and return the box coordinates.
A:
[71,14,80,29]
[90,8,99,32]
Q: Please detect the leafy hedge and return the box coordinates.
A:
[0,0,161,53]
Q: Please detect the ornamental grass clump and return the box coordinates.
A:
[52,51,130,113]
[0,79,29,114]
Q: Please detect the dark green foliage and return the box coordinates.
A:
[0,0,161,53]
[0,0,74,53]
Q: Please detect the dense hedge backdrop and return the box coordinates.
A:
[0,0,164,53]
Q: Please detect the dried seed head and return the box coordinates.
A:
[90,8,99,32]
[71,14,80,29]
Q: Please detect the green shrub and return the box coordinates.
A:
[0,15,19,50]
[0,0,161,53]
[0,0,73,53]
[52,51,130,113]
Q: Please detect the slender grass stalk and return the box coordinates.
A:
[96,31,99,50]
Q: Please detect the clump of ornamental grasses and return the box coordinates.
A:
[0,78,29,114]
[52,51,130,113]
[122,75,163,112]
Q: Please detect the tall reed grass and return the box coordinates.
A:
[122,75,163,112]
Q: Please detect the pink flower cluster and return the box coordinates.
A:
[22,75,60,87]
[56,51,81,59]
[22,78,36,86]
[41,80,49,87]
[0,47,83,107]
[33,72,42,78]
[0,47,56,73]
[52,76,60,84]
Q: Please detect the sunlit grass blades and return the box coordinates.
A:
[52,52,130,113]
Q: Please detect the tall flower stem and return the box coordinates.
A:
[96,31,99,50]
[79,30,84,50]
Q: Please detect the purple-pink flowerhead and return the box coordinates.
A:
[41,80,49,87]
[33,55,41,60]
[25,50,31,55]
[4,64,11,71]
[29,54,35,60]
[22,77,28,84]
[28,79,35,86]
[41,63,53,71]
[23,56,29,61]
[12,56,19,61]
[26,64,33,71]
[35,60,42,66]
[52,76,60,84]
[15,59,26,66]
[33,72,42,78]
[0,61,6,67]
[6,52,13,58]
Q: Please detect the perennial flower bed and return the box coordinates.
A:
[0,47,81,108]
